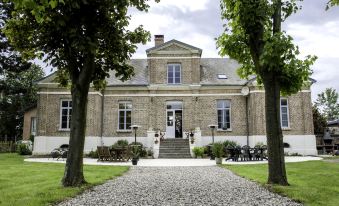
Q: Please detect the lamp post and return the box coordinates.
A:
[208,124,218,160]
[130,125,141,145]
[208,124,218,144]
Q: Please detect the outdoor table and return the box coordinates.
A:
[111,147,128,161]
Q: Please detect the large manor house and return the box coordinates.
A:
[31,35,317,156]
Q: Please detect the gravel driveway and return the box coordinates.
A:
[58,166,301,206]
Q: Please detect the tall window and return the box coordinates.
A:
[280,98,289,128]
[118,102,132,130]
[217,100,231,130]
[60,100,72,130]
[167,64,181,84]
[30,117,37,136]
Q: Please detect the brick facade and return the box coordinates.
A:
[34,36,316,155]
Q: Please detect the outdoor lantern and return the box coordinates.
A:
[208,124,218,144]
[130,125,141,144]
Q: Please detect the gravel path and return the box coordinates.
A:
[58,166,301,206]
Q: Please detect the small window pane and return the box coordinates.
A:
[126,103,132,109]
[62,101,68,107]
[281,99,287,106]
[175,77,181,84]
[119,103,125,109]
[217,101,223,108]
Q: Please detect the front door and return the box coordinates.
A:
[166,102,183,138]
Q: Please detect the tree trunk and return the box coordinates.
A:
[263,72,289,185]
[62,53,95,187]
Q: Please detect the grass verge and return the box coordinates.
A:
[222,161,339,206]
[0,153,129,206]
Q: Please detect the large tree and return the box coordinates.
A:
[315,88,339,121]
[4,0,158,187]
[0,2,44,141]
[217,0,316,185]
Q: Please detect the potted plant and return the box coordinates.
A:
[212,142,224,164]
[131,145,140,165]
[190,137,195,144]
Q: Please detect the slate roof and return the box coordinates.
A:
[106,59,148,86]
[106,58,246,86]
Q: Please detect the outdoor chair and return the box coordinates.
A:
[240,145,251,161]
[252,145,262,161]
[97,146,113,161]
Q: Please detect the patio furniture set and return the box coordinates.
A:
[97,146,134,162]
[225,145,268,162]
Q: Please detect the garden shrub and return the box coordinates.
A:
[192,147,204,158]
[16,143,32,155]
[88,149,98,158]
[113,140,129,148]
[222,140,238,148]
[129,142,147,157]
[212,142,224,158]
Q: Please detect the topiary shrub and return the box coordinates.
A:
[16,143,32,155]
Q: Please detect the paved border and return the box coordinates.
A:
[25,156,322,166]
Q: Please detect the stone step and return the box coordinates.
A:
[159,154,192,158]
[159,148,190,151]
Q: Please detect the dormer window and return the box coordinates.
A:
[167,64,181,84]
[217,74,227,79]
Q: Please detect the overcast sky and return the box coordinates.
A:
[44,0,339,101]
[128,0,339,101]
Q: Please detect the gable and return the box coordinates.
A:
[146,39,202,56]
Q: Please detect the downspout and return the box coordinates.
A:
[246,95,249,146]
[100,90,105,146]
[246,87,250,146]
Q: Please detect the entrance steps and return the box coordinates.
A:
[159,139,191,158]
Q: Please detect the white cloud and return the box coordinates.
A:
[148,0,209,13]
[287,21,339,58]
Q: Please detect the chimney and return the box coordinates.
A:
[154,35,164,47]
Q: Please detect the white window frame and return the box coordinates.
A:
[280,98,290,128]
[217,100,232,131]
[118,101,132,131]
[59,99,72,131]
[167,64,181,84]
[30,117,37,136]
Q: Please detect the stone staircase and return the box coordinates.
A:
[159,139,192,158]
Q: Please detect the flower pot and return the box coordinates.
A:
[132,158,138,165]
[215,157,223,164]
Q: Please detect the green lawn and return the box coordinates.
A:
[0,153,129,206]
[223,161,339,206]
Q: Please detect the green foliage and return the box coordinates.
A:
[87,149,98,158]
[315,88,339,121]
[16,143,32,155]
[192,147,204,158]
[217,0,316,96]
[0,3,44,139]
[223,161,339,206]
[222,140,238,148]
[113,140,129,148]
[0,153,129,206]
[327,0,339,9]
[255,141,265,147]
[4,0,158,90]
[312,104,327,134]
[129,142,147,157]
[212,142,224,158]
